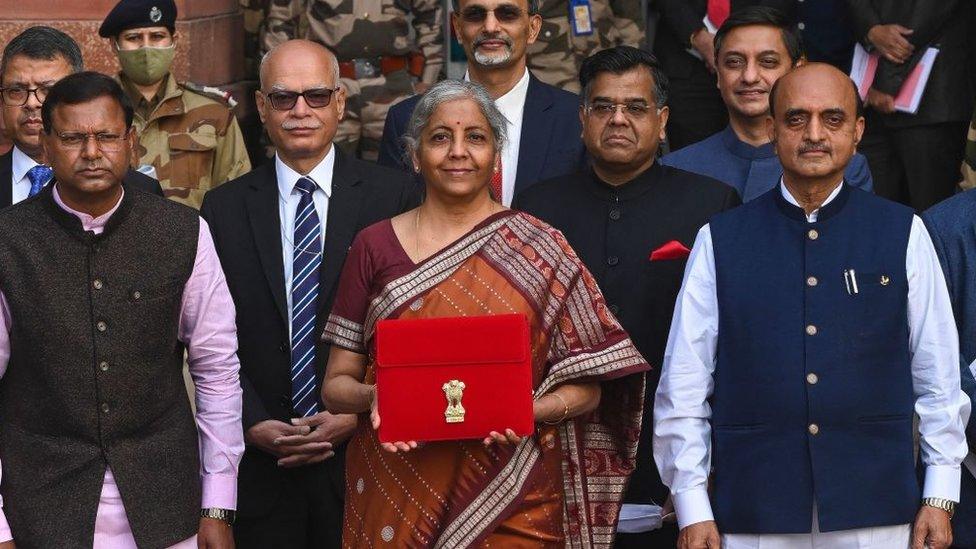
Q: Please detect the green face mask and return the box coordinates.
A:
[116,44,175,86]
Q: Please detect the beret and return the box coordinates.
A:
[99,0,177,38]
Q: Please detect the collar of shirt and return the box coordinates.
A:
[721,125,776,161]
[51,183,124,234]
[779,178,844,223]
[121,72,177,120]
[587,161,663,202]
[275,147,335,202]
[463,67,531,127]
[11,145,40,186]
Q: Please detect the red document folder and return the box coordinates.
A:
[375,313,535,443]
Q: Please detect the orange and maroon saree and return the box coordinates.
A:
[323,210,649,548]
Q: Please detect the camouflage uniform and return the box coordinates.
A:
[121,73,252,209]
[241,0,271,78]
[528,0,645,93]
[263,0,444,161]
[963,107,976,190]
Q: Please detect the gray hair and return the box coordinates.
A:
[258,41,340,89]
[451,0,541,15]
[402,79,507,160]
[1,26,84,82]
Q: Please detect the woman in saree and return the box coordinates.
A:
[321,79,649,548]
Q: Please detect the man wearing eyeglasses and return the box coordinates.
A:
[200,40,419,549]
[513,46,739,547]
[379,0,586,205]
[0,25,162,209]
[0,70,243,549]
[99,0,251,209]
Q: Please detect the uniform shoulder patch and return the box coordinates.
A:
[180,81,238,109]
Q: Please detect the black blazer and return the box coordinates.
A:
[200,150,419,516]
[514,164,740,505]
[377,73,587,196]
[847,0,974,127]
[0,150,164,208]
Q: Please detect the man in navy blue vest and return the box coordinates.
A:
[654,62,969,549]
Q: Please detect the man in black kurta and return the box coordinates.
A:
[513,46,739,547]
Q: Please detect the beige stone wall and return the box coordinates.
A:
[0,0,249,154]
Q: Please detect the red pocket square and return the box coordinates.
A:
[650,240,691,261]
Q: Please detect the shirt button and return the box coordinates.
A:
[808,423,819,435]
[806,276,818,287]
[101,403,110,413]
[806,373,818,385]
[279,342,289,353]
[607,256,619,266]
[96,321,108,332]
[609,209,621,221]
[808,229,819,240]
[131,290,142,300]
[279,395,291,408]
[798,22,806,30]
[93,279,104,290]
[99,361,109,372]
[805,324,817,336]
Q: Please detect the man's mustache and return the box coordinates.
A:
[473,34,513,49]
[281,119,322,130]
[799,142,831,154]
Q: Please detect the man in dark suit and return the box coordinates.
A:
[0,26,162,208]
[201,40,418,548]
[849,0,975,211]
[513,46,740,548]
[378,0,586,205]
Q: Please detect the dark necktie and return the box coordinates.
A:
[27,165,53,197]
[290,176,322,417]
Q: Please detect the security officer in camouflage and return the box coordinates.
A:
[100,0,252,209]
[263,0,444,161]
[528,0,645,93]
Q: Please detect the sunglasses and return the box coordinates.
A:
[459,5,526,23]
[265,87,339,111]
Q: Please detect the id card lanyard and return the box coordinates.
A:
[569,0,594,36]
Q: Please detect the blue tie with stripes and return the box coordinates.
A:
[291,176,321,417]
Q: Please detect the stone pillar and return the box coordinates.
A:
[0,0,249,154]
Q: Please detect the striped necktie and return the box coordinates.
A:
[291,176,322,417]
[27,165,53,197]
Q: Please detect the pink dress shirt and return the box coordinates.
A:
[0,186,244,547]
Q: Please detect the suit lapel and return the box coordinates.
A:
[0,152,13,209]
[245,164,289,325]
[514,75,555,195]
[319,150,366,316]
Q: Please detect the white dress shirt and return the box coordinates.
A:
[653,181,970,544]
[10,146,46,205]
[465,68,530,206]
[275,147,334,331]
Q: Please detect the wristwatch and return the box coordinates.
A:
[921,497,956,519]
[201,508,236,525]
